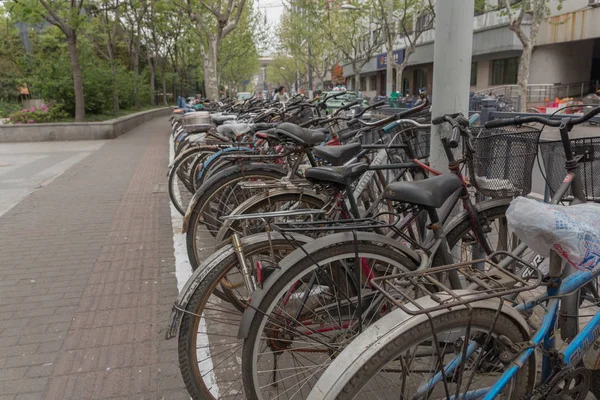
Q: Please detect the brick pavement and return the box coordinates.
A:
[0,119,189,399]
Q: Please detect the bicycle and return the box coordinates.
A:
[237,114,542,400]
[305,105,600,400]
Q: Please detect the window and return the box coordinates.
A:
[470,62,478,86]
[369,75,377,91]
[413,68,427,94]
[360,77,367,91]
[416,11,433,33]
[491,57,519,85]
[403,78,410,95]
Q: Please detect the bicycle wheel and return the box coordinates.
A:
[308,307,534,399]
[169,148,215,215]
[185,164,288,270]
[178,233,310,400]
[241,241,419,400]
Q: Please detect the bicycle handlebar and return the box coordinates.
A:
[332,100,361,117]
[484,105,600,129]
[359,97,430,129]
[432,113,471,149]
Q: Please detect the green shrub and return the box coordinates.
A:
[8,103,69,124]
[0,102,22,118]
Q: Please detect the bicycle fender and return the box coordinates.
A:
[195,146,253,183]
[166,243,233,340]
[182,162,288,233]
[307,292,532,400]
[237,231,421,339]
[214,188,327,243]
[165,232,311,340]
[441,197,512,236]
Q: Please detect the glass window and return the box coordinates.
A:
[360,77,367,91]
[369,75,377,91]
[416,12,433,33]
[414,69,427,94]
[470,62,478,86]
[491,57,519,85]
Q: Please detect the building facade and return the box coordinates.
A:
[342,0,600,100]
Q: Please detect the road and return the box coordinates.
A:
[0,120,189,399]
[0,141,106,218]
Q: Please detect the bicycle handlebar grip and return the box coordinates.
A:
[382,121,399,134]
[448,126,461,148]
[484,118,519,129]
[371,100,386,108]
[468,114,480,126]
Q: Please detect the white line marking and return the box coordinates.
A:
[168,133,220,398]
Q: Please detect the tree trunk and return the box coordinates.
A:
[204,40,220,100]
[516,43,532,112]
[110,61,119,113]
[161,61,168,106]
[67,32,85,121]
[133,28,141,110]
[395,63,407,95]
[149,57,156,106]
[386,47,394,95]
[354,69,361,92]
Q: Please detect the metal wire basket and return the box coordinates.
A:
[370,251,542,316]
[539,136,600,201]
[287,107,314,125]
[468,126,541,198]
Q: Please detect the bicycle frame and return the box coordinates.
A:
[416,118,595,400]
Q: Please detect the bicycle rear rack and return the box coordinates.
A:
[370,251,543,316]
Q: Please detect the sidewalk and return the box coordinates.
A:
[0,119,189,399]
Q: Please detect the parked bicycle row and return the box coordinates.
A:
[165,92,600,400]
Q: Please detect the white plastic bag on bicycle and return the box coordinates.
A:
[506,196,600,271]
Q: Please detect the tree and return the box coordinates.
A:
[0,7,24,101]
[267,55,306,93]
[219,8,263,95]
[373,0,434,94]
[180,0,249,100]
[278,3,338,91]
[503,0,557,111]
[10,0,88,121]
[320,0,384,92]
[85,0,123,112]
[122,0,148,110]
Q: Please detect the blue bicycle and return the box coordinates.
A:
[306,106,600,400]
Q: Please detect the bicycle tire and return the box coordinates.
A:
[185,164,288,270]
[178,234,309,400]
[310,307,533,399]
[168,148,215,215]
[241,242,419,400]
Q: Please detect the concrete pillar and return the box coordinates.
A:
[429,0,475,172]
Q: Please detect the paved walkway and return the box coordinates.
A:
[0,119,189,399]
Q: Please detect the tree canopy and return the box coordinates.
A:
[0,0,263,120]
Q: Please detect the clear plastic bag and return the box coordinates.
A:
[506,196,600,271]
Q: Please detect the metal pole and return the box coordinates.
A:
[429,0,474,173]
